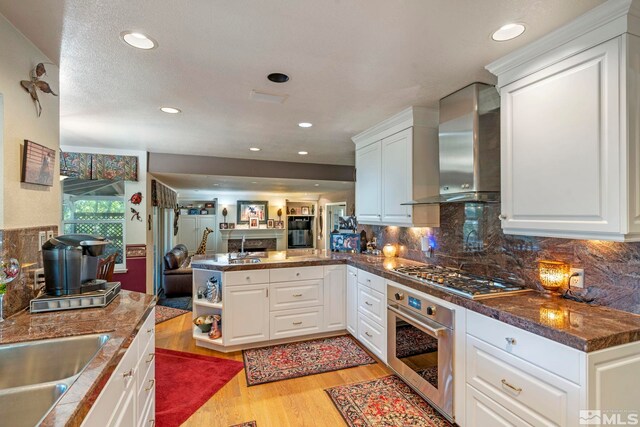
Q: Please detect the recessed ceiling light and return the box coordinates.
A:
[213,184,219,186]
[298,151,308,155]
[160,107,181,114]
[267,73,289,83]
[298,122,313,128]
[121,31,157,49]
[314,184,319,187]
[491,23,526,41]
[249,147,261,151]
[251,181,257,184]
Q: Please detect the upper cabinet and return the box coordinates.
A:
[487,0,640,241]
[352,107,440,227]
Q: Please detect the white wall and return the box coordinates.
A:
[0,13,60,229]
[60,146,148,245]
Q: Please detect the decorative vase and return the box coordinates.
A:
[209,314,222,340]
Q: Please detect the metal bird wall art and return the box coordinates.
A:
[20,63,57,117]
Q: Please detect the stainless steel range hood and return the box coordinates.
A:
[403,83,501,205]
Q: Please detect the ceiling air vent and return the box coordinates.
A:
[249,90,288,104]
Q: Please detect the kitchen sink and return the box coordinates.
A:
[229,258,261,264]
[0,333,110,426]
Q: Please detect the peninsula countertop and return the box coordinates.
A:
[0,290,156,427]
[192,251,640,352]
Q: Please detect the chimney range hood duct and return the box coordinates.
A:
[403,82,501,205]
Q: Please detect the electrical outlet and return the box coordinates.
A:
[38,231,46,251]
[46,230,54,240]
[570,268,584,288]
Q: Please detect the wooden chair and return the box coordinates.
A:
[97,253,117,282]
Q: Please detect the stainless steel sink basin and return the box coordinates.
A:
[229,258,261,264]
[0,333,110,426]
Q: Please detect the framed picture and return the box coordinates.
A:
[219,222,228,230]
[249,217,259,229]
[267,219,274,228]
[228,223,235,229]
[188,208,198,215]
[301,206,310,215]
[21,140,55,186]
[275,220,285,229]
[237,200,269,223]
[289,207,297,215]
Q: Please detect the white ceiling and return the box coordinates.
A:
[0,0,603,166]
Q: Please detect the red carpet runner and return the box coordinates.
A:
[155,348,244,427]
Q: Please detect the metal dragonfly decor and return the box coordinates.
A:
[20,63,58,117]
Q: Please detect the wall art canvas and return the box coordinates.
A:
[237,200,269,223]
[21,140,54,186]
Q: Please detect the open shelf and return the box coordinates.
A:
[193,300,223,309]
[192,326,223,345]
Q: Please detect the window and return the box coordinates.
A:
[62,179,126,269]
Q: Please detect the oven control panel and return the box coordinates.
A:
[387,284,454,329]
[408,296,422,310]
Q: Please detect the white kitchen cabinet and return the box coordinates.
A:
[176,215,216,254]
[355,141,382,223]
[354,268,386,363]
[353,107,439,227]
[346,266,358,336]
[224,283,270,345]
[487,1,640,241]
[323,265,346,331]
[82,308,155,427]
[466,385,531,427]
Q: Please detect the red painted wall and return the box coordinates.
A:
[116,254,147,293]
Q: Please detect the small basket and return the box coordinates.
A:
[195,323,212,333]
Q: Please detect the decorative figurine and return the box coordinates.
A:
[20,63,57,117]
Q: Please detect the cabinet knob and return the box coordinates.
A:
[505,337,516,345]
[122,369,134,379]
[296,272,300,276]
[246,276,250,280]
[147,328,153,334]
[499,214,507,220]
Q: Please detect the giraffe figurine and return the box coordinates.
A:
[195,227,213,255]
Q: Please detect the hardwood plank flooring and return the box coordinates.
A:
[155,313,392,427]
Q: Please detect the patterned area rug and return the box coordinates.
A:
[243,335,376,386]
[396,324,438,358]
[155,305,189,324]
[230,422,257,427]
[157,294,193,311]
[326,375,452,427]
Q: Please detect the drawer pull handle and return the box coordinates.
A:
[147,328,153,334]
[505,337,517,346]
[292,294,303,297]
[501,379,522,395]
[122,369,134,379]
[364,331,373,338]
[145,379,155,392]
[292,321,303,325]
[364,301,373,306]
[146,352,155,363]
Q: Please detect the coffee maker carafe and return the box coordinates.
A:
[42,234,110,296]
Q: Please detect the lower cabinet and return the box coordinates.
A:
[324,265,346,331]
[224,283,270,346]
[353,269,387,363]
[346,266,358,336]
[83,308,156,427]
[270,306,323,339]
[357,312,386,362]
[466,385,531,427]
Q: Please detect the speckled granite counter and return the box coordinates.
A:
[0,290,156,427]
[192,251,640,352]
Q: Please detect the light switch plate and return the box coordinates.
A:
[46,230,54,240]
[38,231,46,251]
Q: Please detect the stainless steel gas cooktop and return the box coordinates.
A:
[391,265,531,300]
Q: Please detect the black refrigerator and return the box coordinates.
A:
[287,216,313,248]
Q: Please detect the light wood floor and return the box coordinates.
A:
[155,314,392,427]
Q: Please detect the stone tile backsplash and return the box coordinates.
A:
[360,203,640,314]
[0,225,57,318]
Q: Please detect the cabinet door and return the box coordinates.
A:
[466,385,532,427]
[381,128,412,223]
[355,142,382,223]
[501,38,621,238]
[196,216,216,254]
[176,216,198,253]
[323,265,346,331]
[224,283,269,345]
[346,267,358,336]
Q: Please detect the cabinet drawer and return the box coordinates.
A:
[347,266,358,277]
[357,284,385,326]
[467,335,580,426]
[357,312,385,362]
[270,266,323,283]
[269,279,323,311]
[466,311,581,383]
[138,391,155,427]
[137,308,155,357]
[466,385,533,427]
[270,307,323,339]
[357,269,385,294]
[136,334,156,396]
[136,355,155,423]
[225,269,270,286]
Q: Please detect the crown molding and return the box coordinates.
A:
[351,106,438,148]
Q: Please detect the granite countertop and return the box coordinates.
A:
[192,251,640,352]
[0,290,156,427]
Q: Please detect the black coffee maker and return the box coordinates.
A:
[42,234,111,296]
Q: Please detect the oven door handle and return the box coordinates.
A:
[387,304,447,337]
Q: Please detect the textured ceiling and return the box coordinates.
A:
[0,0,602,166]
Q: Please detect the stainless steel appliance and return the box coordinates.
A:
[387,284,455,421]
[287,216,313,248]
[42,234,111,295]
[403,82,501,205]
[391,265,530,299]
